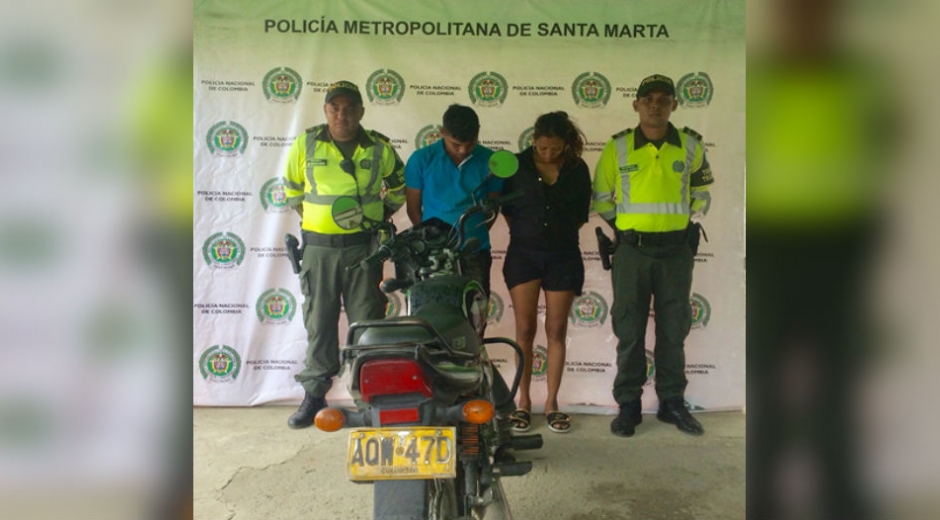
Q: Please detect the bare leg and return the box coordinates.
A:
[508,279,541,412]
[543,290,575,412]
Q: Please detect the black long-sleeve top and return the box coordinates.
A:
[500,148,593,251]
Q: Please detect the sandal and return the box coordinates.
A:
[509,409,531,433]
[546,411,571,433]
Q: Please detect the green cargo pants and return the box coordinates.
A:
[609,240,695,406]
[295,240,386,397]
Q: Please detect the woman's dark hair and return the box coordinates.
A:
[532,111,585,162]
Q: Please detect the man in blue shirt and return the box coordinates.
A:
[405,104,503,295]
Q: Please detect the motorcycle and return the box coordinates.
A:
[294,150,542,520]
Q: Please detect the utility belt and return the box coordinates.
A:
[302,230,373,247]
[616,227,689,247]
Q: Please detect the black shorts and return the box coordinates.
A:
[502,244,584,294]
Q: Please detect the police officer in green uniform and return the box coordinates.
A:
[282,80,406,428]
[593,74,714,437]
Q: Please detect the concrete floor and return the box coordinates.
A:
[194,407,745,520]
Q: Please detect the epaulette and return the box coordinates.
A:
[305,124,326,135]
[611,128,634,139]
[681,126,703,141]
[369,130,392,143]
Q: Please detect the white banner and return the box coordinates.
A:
[193,0,746,414]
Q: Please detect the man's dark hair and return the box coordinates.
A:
[442,104,480,142]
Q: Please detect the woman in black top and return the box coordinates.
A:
[501,112,592,433]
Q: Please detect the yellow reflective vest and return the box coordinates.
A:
[593,124,714,232]
[283,125,405,234]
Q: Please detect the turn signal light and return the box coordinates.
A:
[315,408,345,432]
[462,399,494,424]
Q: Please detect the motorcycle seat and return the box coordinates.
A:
[424,360,483,395]
[355,317,436,346]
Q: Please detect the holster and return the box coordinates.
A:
[687,222,707,256]
[595,227,616,271]
[285,233,302,274]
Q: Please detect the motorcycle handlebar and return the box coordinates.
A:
[454,189,523,248]
[359,243,393,270]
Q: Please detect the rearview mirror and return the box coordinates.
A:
[488,149,519,179]
[331,196,365,230]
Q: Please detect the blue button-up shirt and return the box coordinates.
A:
[405,139,502,249]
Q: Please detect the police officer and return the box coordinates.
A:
[282,80,406,428]
[593,74,714,437]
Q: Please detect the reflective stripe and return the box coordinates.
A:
[614,132,692,216]
[305,130,320,193]
[681,132,698,208]
[366,138,382,194]
[618,203,688,214]
[285,179,304,191]
[304,191,381,205]
[305,192,341,204]
[613,134,633,214]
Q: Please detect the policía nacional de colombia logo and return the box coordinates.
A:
[517,126,534,152]
[385,292,402,318]
[256,288,297,324]
[259,177,291,213]
[571,72,611,108]
[262,67,302,102]
[531,344,549,380]
[690,293,711,329]
[203,232,246,269]
[199,345,242,382]
[645,349,656,385]
[677,72,714,108]
[366,69,405,105]
[206,121,248,156]
[415,124,443,149]
[569,291,609,327]
[468,71,508,107]
[486,292,504,325]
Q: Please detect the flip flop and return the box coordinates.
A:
[546,411,571,434]
[509,409,531,433]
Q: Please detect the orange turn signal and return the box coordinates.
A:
[462,399,494,424]
[314,408,345,432]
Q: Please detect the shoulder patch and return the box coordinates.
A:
[681,126,703,141]
[369,130,392,143]
[611,128,634,139]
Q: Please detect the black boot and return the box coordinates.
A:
[656,396,704,436]
[288,393,327,429]
[610,399,643,437]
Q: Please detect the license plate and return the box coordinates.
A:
[346,427,457,481]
